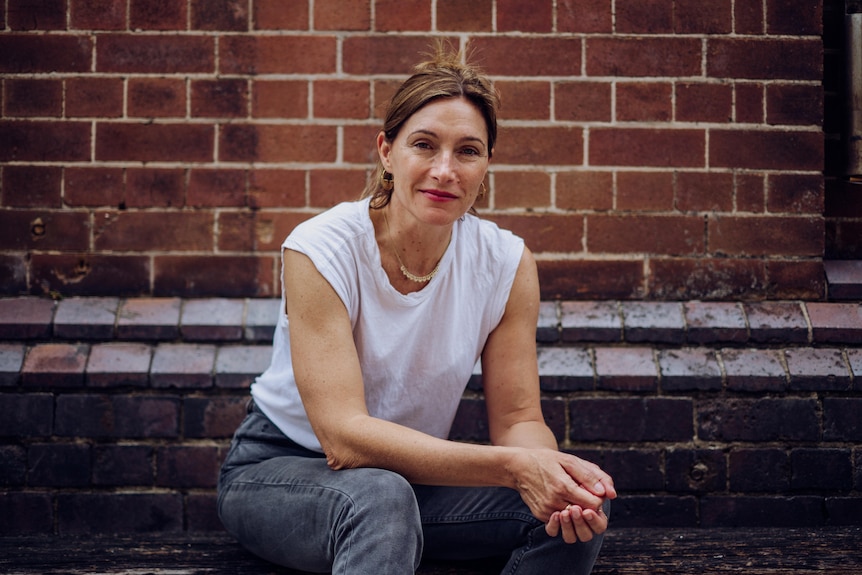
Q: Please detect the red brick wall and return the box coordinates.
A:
[0,0,826,300]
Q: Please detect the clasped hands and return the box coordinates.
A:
[514,450,616,545]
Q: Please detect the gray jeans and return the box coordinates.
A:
[217,405,607,574]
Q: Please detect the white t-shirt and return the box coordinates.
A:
[251,198,525,453]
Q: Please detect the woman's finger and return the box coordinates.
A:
[545,512,561,538]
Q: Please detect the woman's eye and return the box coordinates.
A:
[413,141,432,150]
[460,147,480,156]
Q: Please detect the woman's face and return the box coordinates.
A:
[378,96,491,226]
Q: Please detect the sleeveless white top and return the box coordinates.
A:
[251,198,524,452]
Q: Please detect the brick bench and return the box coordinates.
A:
[1,296,861,537]
[2,527,861,574]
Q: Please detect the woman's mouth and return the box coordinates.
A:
[421,189,458,201]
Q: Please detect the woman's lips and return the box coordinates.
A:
[421,189,457,201]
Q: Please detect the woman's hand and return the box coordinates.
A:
[545,503,608,543]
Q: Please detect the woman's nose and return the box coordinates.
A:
[430,151,456,181]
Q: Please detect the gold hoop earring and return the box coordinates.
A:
[479,182,487,198]
[380,171,394,192]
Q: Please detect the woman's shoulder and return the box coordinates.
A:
[287,199,370,244]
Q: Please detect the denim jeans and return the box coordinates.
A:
[217,404,607,575]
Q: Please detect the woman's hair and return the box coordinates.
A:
[360,42,500,209]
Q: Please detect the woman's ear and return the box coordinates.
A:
[376,131,391,170]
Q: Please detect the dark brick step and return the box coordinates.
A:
[1,527,860,574]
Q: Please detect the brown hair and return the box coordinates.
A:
[361,42,500,209]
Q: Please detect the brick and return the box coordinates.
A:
[0,493,53,535]
[92,445,154,486]
[826,497,862,526]
[156,445,220,488]
[589,128,705,168]
[538,259,644,300]
[126,168,185,208]
[734,83,764,124]
[617,82,672,122]
[649,258,768,301]
[784,348,851,391]
[29,254,150,298]
[344,124,384,163]
[185,396,248,438]
[595,347,657,391]
[309,169,369,208]
[621,302,686,344]
[468,37,581,76]
[154,255,277,298]
[251,80,308,119]
[744,302,809,343]
[709,130,823,171]
[490,214,583,254]
[191,79,249,118]
[700,496,824,527]
[0,297,55,340]
[253,0,308,29]
[493,172,551,210]
[607,495,698,528]
[0,393,53,437]
[587,38,701,77]
[734,172,764,213]
[247,170,308,209]
[722,348,786,392]
[64,167,124,207]
[729,449,789,492]
[560,301,620,343]
[97,34,213,73]
[129,0,186,30]
[674,0,732,33]
[554,82,611,123]
[215,345,272,388]
[767,174,824,215]
[28,443,91,487]
[683,301,748,344]
[697,398,819,442]
[187,492,222,531]
[57,493,183,533]
[222,36,336,74]
[557,0,612,33]
[449,397,489,442]
[616,0,673,33]
[588,215,704,255]
[8,0,66,29]
[570,398,691,442]
[675,172,734,212]
[659,348,722,391]
[94,211,213,252]
[709,215,823,257]
[53,296,119,340]
[180,299,244,341]
[127,78,186,118]
[96,123,214,163]
[375,0,431,31]
[495,81,550,121]
[219,124,336,163]
[676,82,733,123]
[0,255,27,294]
[191,0,248,31]
[557,171,613,211]
[602,449,663,491]
[493,127,583,167]
[497,0,552,32]
[0,34,92,73]
[707,39,821,81]
[313,80,370,119]
[766,260,825,301]
[767,84,823,126]
[86,342,152,387]
[617,171,674,211]
[117,298,181,340]
[0,343,25,386]
[0,210,90,252]
[22,343,89,387]
[0,120,91,162]
[823,398,862,441]
[437,0,492,31]
[3,166,61,209]
[536,301,559,343]
[151,343,215,388]
[806,303,862,344]
[188,169,247,207]
[666,449,726,493]
[70,0,126,30]
[55,394,179,438]
[766,0,822,35]
[734,0,764,34]
[537,347,593,391]
[314,0,370,30]
[0,445,27,486]
[791,448,852,491]
[4,79,62,117]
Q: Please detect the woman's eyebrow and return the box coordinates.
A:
[408,129,487,148]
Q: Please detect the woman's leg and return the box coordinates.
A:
[414,484,608,575]
[218,411,423,574]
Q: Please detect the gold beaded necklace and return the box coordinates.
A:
[383,209,450,283]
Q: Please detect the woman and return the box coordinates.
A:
[218,46,616,574]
